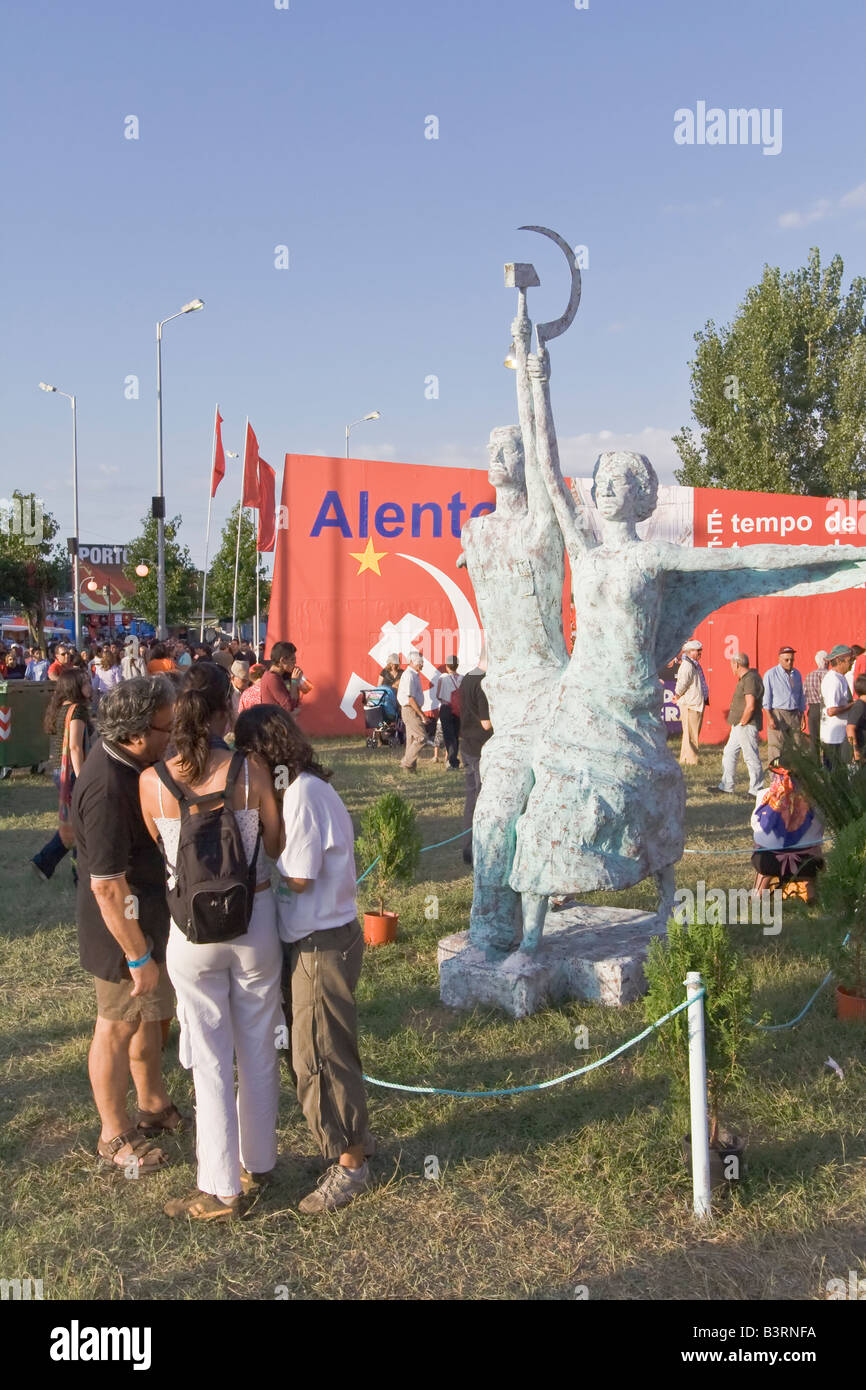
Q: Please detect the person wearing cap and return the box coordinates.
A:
[708,653,765,797]
[397,649,427,772]
[229,659,251,728]
[820,645,855,769]
[674,639,708,766]
[803,650,829,761]
[762,646,806,764]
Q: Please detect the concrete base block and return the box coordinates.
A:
[437,905,664,1019]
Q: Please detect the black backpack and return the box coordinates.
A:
[155,751,260,945]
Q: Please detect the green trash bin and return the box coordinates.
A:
[0,681,53,775]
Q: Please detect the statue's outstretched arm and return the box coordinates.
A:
[527,349,591,557]
[661,541,865,575]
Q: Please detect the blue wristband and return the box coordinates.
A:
[126,950,152,969]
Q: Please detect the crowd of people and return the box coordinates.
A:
[670,638,866,792]
[22,634,377,1221]
[374,650,491,865]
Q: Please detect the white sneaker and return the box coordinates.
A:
[298,1162,370,1214]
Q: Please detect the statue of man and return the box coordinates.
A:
[458,309,570,955]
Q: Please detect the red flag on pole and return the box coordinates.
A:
[210,407,225,497]
[242,422,260,506]
[257,457,276,552]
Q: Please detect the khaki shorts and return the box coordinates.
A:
[94,962,175,1024]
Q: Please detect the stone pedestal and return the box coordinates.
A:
[437,904,664,1019]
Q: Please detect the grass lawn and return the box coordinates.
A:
[1,737,864,1301]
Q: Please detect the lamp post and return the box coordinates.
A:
[155,299,204,640]
[345,410,381,459]
[39,382,81,649]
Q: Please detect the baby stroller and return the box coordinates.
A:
[361,687,399,748]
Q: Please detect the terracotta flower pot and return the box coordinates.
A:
[836,984,866,1022]
[364,910,398,946]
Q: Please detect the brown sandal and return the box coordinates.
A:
[97,1128,167,1175]
[164,1190,242,1220]
[134,1103,185,1136]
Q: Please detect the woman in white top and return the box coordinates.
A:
[234,703,373,1216]
[140,661,283,1220]
[91,646,124,705]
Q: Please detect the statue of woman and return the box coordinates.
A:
[509,348,866,952]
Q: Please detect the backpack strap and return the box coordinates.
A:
[222,750,245,803]
[155,761,186,804]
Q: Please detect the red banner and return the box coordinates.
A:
[242,423,260,508]
[257,457,276,553]
[265,464,866,742]
[692,489,866,743]
[267,455,495,733]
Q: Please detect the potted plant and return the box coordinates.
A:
[356,792,422,945]
[817,813,866,1021]
[643,913,754,1187]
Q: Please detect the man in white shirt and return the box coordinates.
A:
[674,639,708,766]
[396,649,427,772]
[433,655,462,770]
[820,644,854,770]
[276,767,372,1214]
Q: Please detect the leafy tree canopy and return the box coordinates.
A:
[674,248,866,496]
[124,513,200,629]
[0,492,69,646]
[205,505,271,625]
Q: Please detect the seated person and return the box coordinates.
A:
[750,759,824,901]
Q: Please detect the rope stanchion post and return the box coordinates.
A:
[685,970,712,1221]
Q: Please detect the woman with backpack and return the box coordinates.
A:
[30,667,94,881]
[139,662,283,1220]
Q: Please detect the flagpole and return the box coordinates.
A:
[199,405,219,642]
[231,418,248,640]
[200,490,214,643]
[255,554,260,659]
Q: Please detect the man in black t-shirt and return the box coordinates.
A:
[847,675,866,764]
[71,677,179,1175]
[709,653,766,797]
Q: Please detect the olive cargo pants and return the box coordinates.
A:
[285,920,371,1161]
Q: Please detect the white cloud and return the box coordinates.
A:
[840,181,866,210]
[778,180,864,228]
[409,429,682,483]
[558,426,682,485]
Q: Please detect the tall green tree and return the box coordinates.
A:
[124,513,200,628]
[0,492,69,647]
[205,505,271,625]
[674,248,866,496]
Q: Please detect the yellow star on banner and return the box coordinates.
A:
[349,537,387,576]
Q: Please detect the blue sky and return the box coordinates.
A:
[3,0,864,568]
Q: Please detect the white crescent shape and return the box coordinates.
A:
[395,552,484,672]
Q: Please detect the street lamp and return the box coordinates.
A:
[86,577,114,635]
[345,410,381,459]
[156,299,204,639]
[39,381,81,649]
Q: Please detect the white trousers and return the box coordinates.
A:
[720,724,764,794]
[166,890,283,1197]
